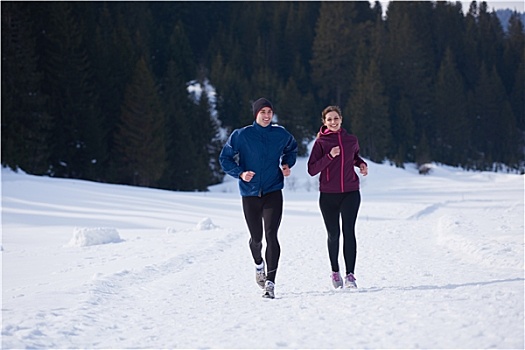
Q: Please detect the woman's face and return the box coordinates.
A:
[323,111,342,132]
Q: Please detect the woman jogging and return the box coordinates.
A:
[307,105,368,289]
[219,97,298,298]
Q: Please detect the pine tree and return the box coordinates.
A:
[384,3,434,132]
[97,8,142,182]
[503,13,525,131]
[477,2,505,74]
[311,1,360,106]
[472,62,517,169]
[188,87,220,190]
[1,2,51,174]
[434,47,469,165]
[90,3,121,181]
[277,77,316,156]
[463,2,482,90]
[112,9,137,84]
[486,65,518,168]
[281,2,319,84]
[114,56,166,187]
[392,97,416,165]
[204,89,227,186]
[166,20,196,84]
[510,60,525,133]
[159,21,201,191]
[415,131,431,166]
[41,2,105,180]
[433,1,466,72]
[160,59,198,191]
[371,1,383,19]
[346,59,390,163]
[210,52,250,128]
[4,1,524,185]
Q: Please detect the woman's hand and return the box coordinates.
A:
[330,146,340,158]
[360,164,368,176]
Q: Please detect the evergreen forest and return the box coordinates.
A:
[2,1,524,191]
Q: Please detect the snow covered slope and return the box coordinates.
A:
[2,158,523,348]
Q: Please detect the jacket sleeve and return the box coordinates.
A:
[281,132,298,168]
[219,130,243,179]
[353,141,367,168]
[307,140,333,176]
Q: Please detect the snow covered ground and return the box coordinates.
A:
[1,156,523,349]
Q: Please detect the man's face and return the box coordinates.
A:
[256,107,273,127]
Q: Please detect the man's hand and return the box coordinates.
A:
[282,164,291,177]
[241,171,255,182]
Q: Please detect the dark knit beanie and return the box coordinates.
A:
[252,98,273,118]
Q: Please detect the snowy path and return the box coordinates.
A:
[1,161,523,349]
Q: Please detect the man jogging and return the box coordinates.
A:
[219,97,298,299]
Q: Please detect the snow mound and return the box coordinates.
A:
[165,227,177,234]
[195,217,218,230]
[67,227,123,247]
[165,218,219,233]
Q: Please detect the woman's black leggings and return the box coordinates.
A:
[242,190,283,283]
[319,191,361,275]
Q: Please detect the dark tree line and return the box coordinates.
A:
[2,1,524,191]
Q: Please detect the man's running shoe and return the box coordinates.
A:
[344,273,357,288]
[262,280,275,299]
[331,271,343,289]
[256,262,266,289]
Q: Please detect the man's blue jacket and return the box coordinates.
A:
[219,121,298,197]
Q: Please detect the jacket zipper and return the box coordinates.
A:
[338,132,344,192]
